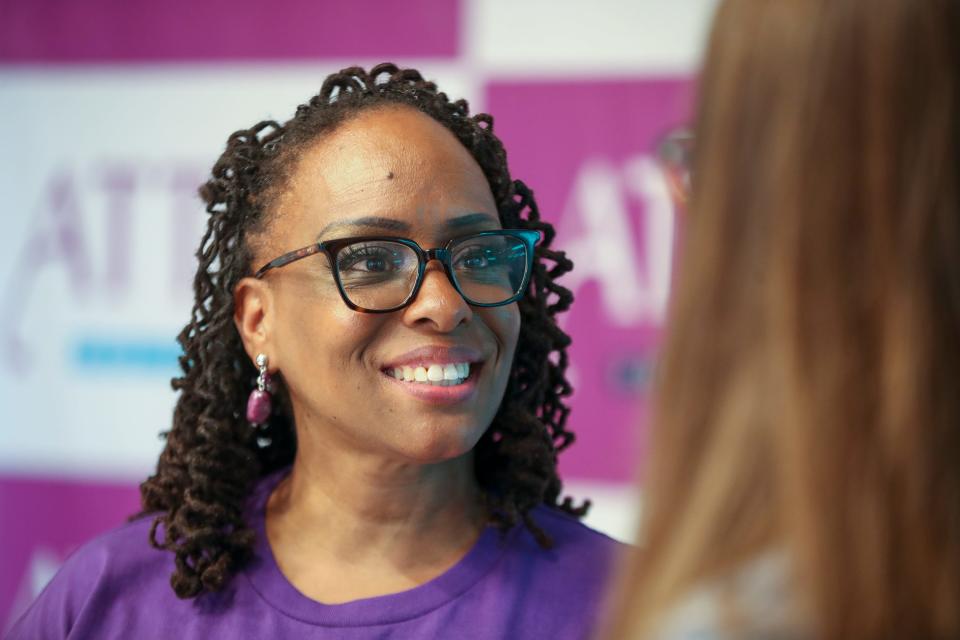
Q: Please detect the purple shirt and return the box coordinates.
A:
[8,470,621,639]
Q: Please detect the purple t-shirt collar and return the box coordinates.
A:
[242,469,514,627]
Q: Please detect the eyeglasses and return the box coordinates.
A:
[254,229,541,313]
[656,127,695,207]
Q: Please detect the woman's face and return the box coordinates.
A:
[249,106,520,463]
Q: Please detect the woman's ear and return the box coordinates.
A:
[234,276,275,367]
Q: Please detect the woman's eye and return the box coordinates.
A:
[360,257,388,272]
[455,247,494,270]
[340,247,401,273]
[462,254,488,269]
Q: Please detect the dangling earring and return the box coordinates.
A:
[246,353,272,426]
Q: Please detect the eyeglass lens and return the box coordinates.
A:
[334,234,530,310]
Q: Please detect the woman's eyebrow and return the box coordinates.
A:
[317,216,410,238]
[445,212,499,230]
[317,212,499,239]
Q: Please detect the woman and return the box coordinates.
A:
[605,0,960,638]
[10,64,618,638]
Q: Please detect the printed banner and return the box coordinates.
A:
[488,78,692,482]
[0,0,706,627]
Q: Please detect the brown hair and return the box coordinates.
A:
[605,1,960,637]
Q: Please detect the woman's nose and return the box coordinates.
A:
[401,262,473,332]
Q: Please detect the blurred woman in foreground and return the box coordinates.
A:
[605,0,960,637]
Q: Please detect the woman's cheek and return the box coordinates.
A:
[486,304,522,348]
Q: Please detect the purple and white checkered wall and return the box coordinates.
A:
[0,0,716,628]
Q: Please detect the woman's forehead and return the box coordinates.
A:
[277,107,497,237]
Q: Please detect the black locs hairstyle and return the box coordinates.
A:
[140,63,586,599]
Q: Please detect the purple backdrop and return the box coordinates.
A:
[488,78,692,482]
[0,0,459,62]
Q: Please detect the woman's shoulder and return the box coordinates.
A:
[6,515,174,638]
[531,503,624,550]
[501,504,625,579]
[56,514,170,586]
[470,504,622,634]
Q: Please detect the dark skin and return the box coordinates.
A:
[233,106,520,603]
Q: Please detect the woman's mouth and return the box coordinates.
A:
[380,346,485,404]
[385,362,471,386]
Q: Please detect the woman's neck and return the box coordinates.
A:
[265,443,485,603]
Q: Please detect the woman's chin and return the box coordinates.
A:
[392,423,486,465]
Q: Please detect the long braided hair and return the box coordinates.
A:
[140,63,585,599]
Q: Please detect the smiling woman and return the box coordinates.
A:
[8,64,621,638]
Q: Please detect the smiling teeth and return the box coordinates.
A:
[390,362,471,385]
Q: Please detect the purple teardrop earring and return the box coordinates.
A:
[246,353,272,426]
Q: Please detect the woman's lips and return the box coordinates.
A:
[381,344,485,370]
[380,345,485,405]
